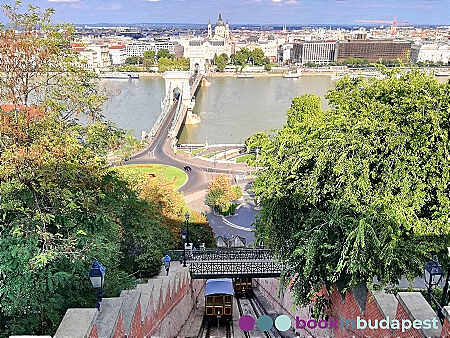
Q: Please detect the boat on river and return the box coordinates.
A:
[237,73,254,78]
[99,72,139,79]
[283,70,301,78]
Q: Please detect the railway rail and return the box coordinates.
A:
[236,291,284,338]
[198,317,232,338]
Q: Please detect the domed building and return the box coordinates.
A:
[185,13,232,72]
[207,13,230,40]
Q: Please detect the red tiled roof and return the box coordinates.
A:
[109,45,126,49]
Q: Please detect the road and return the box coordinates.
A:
[126,98,208,195]
[123,97,257,243]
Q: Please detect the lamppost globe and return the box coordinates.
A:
[89,258,106,289]
[185,211,190,221]
[424,258,444,288]
[88,259,106,311]
[181,230,187,241]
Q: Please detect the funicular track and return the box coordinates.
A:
[236,291,284,338]
[198,317,232,338]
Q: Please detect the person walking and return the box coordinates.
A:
[163,254,171,276]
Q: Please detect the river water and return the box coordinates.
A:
[100,74,450,144]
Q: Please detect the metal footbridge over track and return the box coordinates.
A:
[167,249,283,279]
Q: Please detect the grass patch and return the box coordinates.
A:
[220,203,239,216]
[203,151,222,159]
[191,147,205,155]
[236,154,255,163]
[117,164,187,189]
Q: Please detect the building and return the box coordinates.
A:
[336,40,412,62]
[234,35,278,63]
[183,14,232,71]
[109,45,127,65]
[72,47,98,69]
[410,43,450,64]
[125,40,183,58]
[290,41,336,65]
[86,43,111,68]
[207,13,230,40]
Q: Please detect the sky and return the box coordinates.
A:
[3,0,450,26]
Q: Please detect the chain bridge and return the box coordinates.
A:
[147,70,203,145]
[167,248,283,279]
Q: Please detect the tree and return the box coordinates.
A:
[0,2,104,123]
[214,54,226,72]
[220,53,229,64]
[125,56,143,65]
[143,50,156,61]
[251,48,265,66]
[0,3,172,335]
[253,67,450,315]
[156,48,172,60]
[157,57,173,72]
[205,174,241,212]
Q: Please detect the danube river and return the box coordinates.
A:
[100,74,449,144]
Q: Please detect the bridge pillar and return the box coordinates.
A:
[190,57,206,73]
[163,71,192,105]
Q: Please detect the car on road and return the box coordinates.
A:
[183,165,192,171]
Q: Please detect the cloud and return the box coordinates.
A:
[146,0,160,2]
[271,0,282,2]
[70,2,87,8]
[97,3,122,10]
[285,0,299,4]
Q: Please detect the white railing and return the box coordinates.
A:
[149,93,172,139]
[168,96,184,138]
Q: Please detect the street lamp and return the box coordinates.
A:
[88,259,106,311]
[424,256,447,323]
[185,211,190,244]
[181,230,187,267]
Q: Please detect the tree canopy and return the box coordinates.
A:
[0,2,181,335]
[252,67,450,314]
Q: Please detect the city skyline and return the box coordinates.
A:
[3,0,450,26]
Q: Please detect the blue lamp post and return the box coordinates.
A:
[424,257,446,323]
[89,259,106,311]
[181,230,187,267]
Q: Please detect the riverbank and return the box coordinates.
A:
[136,70,333,78]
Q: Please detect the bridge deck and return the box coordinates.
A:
[188,260,283,279]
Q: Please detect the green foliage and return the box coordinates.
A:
[264,64,272,71]
[253,67,450,315]
[251,48,265,66]
[220,53,229,64]
[114,64,141,72]
[214,53,226,72]
[0,3,175,335]
[230,48,267,66]
[125,56,143,65]
[143,50,156,61]
[205,188,230,213]
[156,48,172,59]
[205,174,242,212]
[157,57,190,72]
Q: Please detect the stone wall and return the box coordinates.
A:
[255,278,446,338]
[54,267,205,338]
